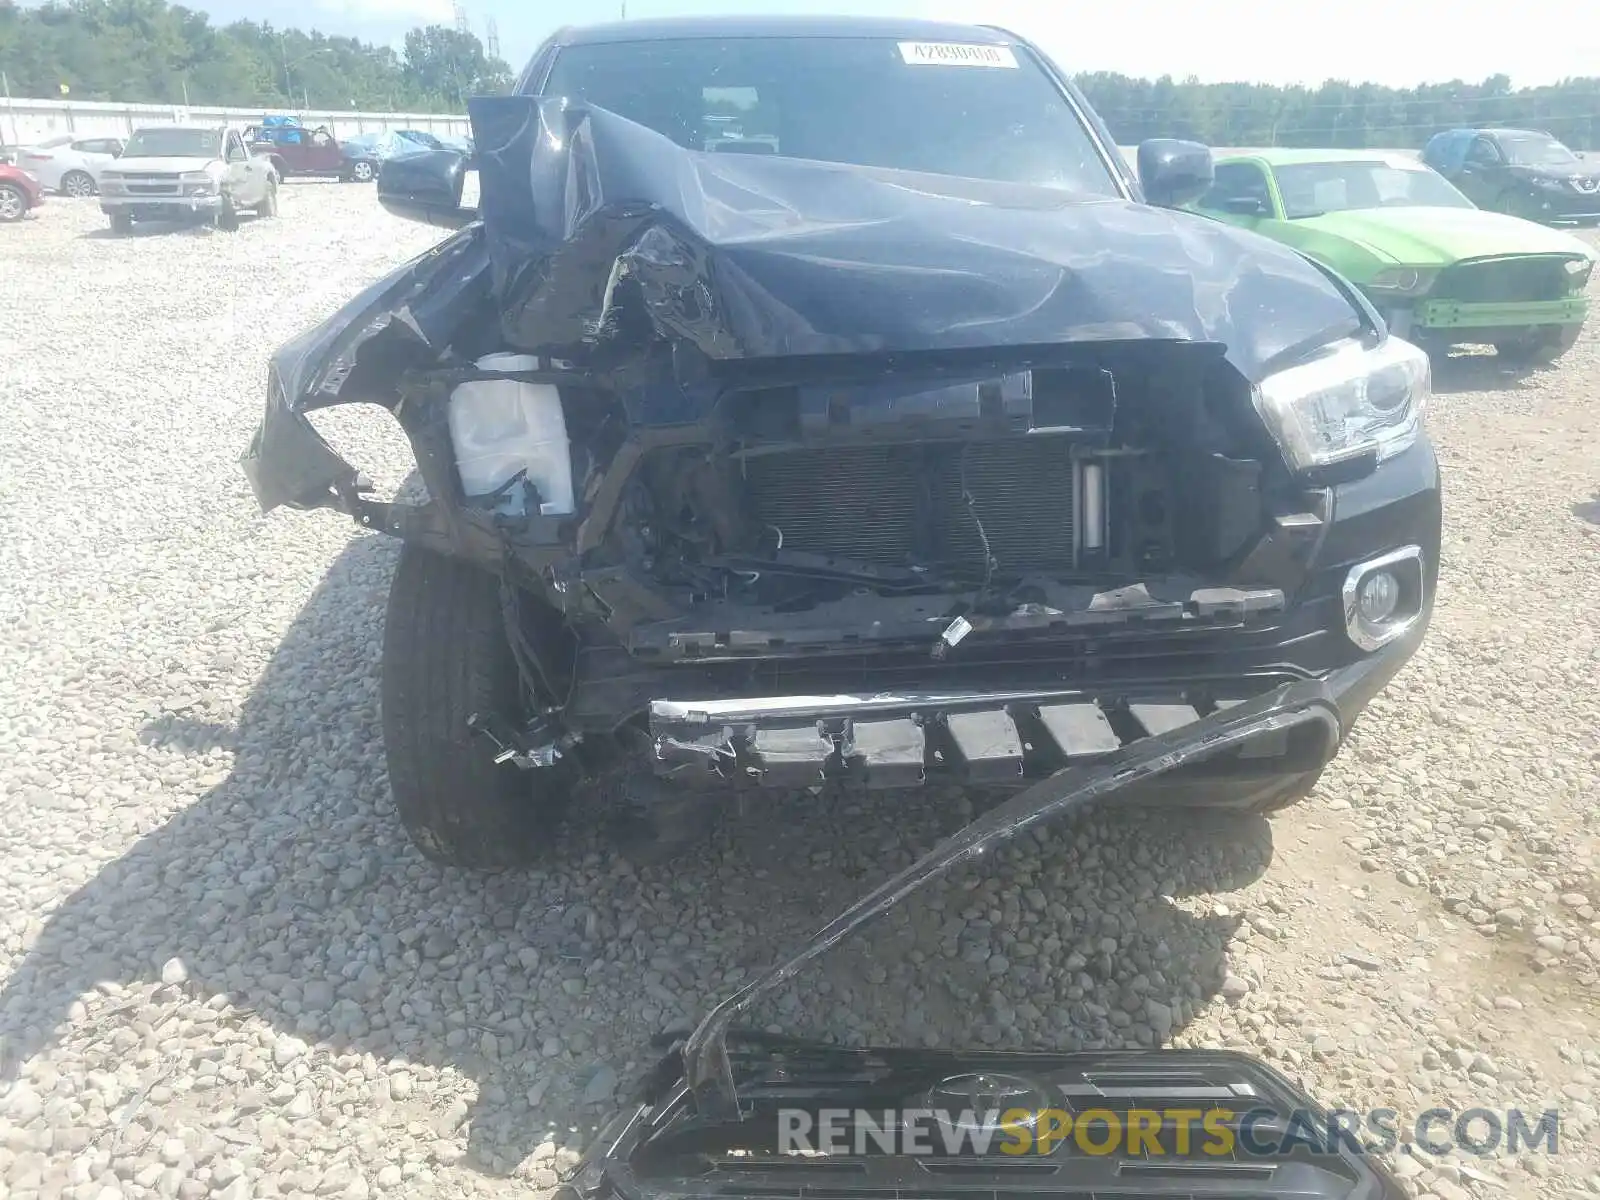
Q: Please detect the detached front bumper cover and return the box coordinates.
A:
[677,643,1415,1118]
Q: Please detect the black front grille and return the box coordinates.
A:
[742,438,1076,575]
[1431,256,1571,303]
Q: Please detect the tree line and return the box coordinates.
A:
[0,0,512,113]
[2,0,1597,151]
[1079,72,1600,150]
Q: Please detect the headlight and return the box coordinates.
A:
[1528,175,1566,190]
[1254,337,1430,473]
[180,171,217,185]
[1365,267,1436,295]
[1564,258,1595,288]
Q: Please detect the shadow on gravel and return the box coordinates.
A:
[1428,351,1547,395]
[1574,493,1600,527]
[0,534,1274,1178]
[79,215,272,240]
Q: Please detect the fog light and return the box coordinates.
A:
[1357,571,1399,623]
[1342,546,1425,652]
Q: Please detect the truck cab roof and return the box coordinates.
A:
[544,14,1018,46]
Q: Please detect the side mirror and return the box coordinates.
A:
[1220,196,1269,217]
[1137,138,1214,209]
[377,147,476,229]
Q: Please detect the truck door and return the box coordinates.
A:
[224,130,262,206]
[307,128,343,174]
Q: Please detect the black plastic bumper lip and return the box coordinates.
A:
[679,643,1412,1118]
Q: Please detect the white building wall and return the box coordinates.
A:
[2,97,469,146]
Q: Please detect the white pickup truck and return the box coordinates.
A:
[98,124,277,233]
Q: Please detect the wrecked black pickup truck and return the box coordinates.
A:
[242,15,1440,869]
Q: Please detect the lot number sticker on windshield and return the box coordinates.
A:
[898,42,1019,68]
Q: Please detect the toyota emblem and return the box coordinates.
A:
[925,1073,1048,1132]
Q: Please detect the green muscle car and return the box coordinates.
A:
[1194,148,1595,363]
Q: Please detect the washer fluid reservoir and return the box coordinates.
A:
[446,353,576,516]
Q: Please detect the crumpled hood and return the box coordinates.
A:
[1292,205,1596,264]
[104,155,218,174]
[472,97,1365,381]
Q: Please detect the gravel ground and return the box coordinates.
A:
[1,187,1597,1200]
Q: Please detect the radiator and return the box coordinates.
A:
[741,437,1078,575]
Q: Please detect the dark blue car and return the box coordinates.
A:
[1423,127,1600,224]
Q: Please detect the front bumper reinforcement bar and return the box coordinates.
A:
[680,663,1387,1118]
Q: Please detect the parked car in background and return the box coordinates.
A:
[391,129,446,150]
[13,135,124,197]
[338,131,433,182]
[337,133,384,182]
[0,162,46,223]
[1422,128,1600,226]
[242,123,348,180]
[1196,149,1594,363]
[99,125,277,233]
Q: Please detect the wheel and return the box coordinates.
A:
[381,544,573,868]
[214,196,239,232]
[108,211,133,235]
[1487,191,1518,216]
[1494,325,1581,365]
[350,159,376,183]
[0,183,26,223]
[259,178,278,218]
[1488,190,1546,222]
[61,170,96,198]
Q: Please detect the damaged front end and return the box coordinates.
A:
[553,687,1406,1200]
[242,92,1439,817]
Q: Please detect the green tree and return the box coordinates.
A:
[1077,71,1600,150]
[402,25,511,109]
[1,0,1597,150]
[0,0,512,112]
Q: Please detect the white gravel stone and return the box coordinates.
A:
[0,191,1596,1200]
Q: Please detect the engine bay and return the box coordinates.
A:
[561,349,1282,634]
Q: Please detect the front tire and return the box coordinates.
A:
[61,170,96,198]
[350,159,376,183]
[381,544,571,869]
[108,211,133,236]
[0,183,26,222]
[259,178,279,218]
[214,196,240,232]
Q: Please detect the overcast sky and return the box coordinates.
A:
[190,0,1600,89]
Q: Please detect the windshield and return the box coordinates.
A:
[1274,160,1473,218]
[121,128,221,159]
[1498,132,1581,168]
[541,36,1121,194]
